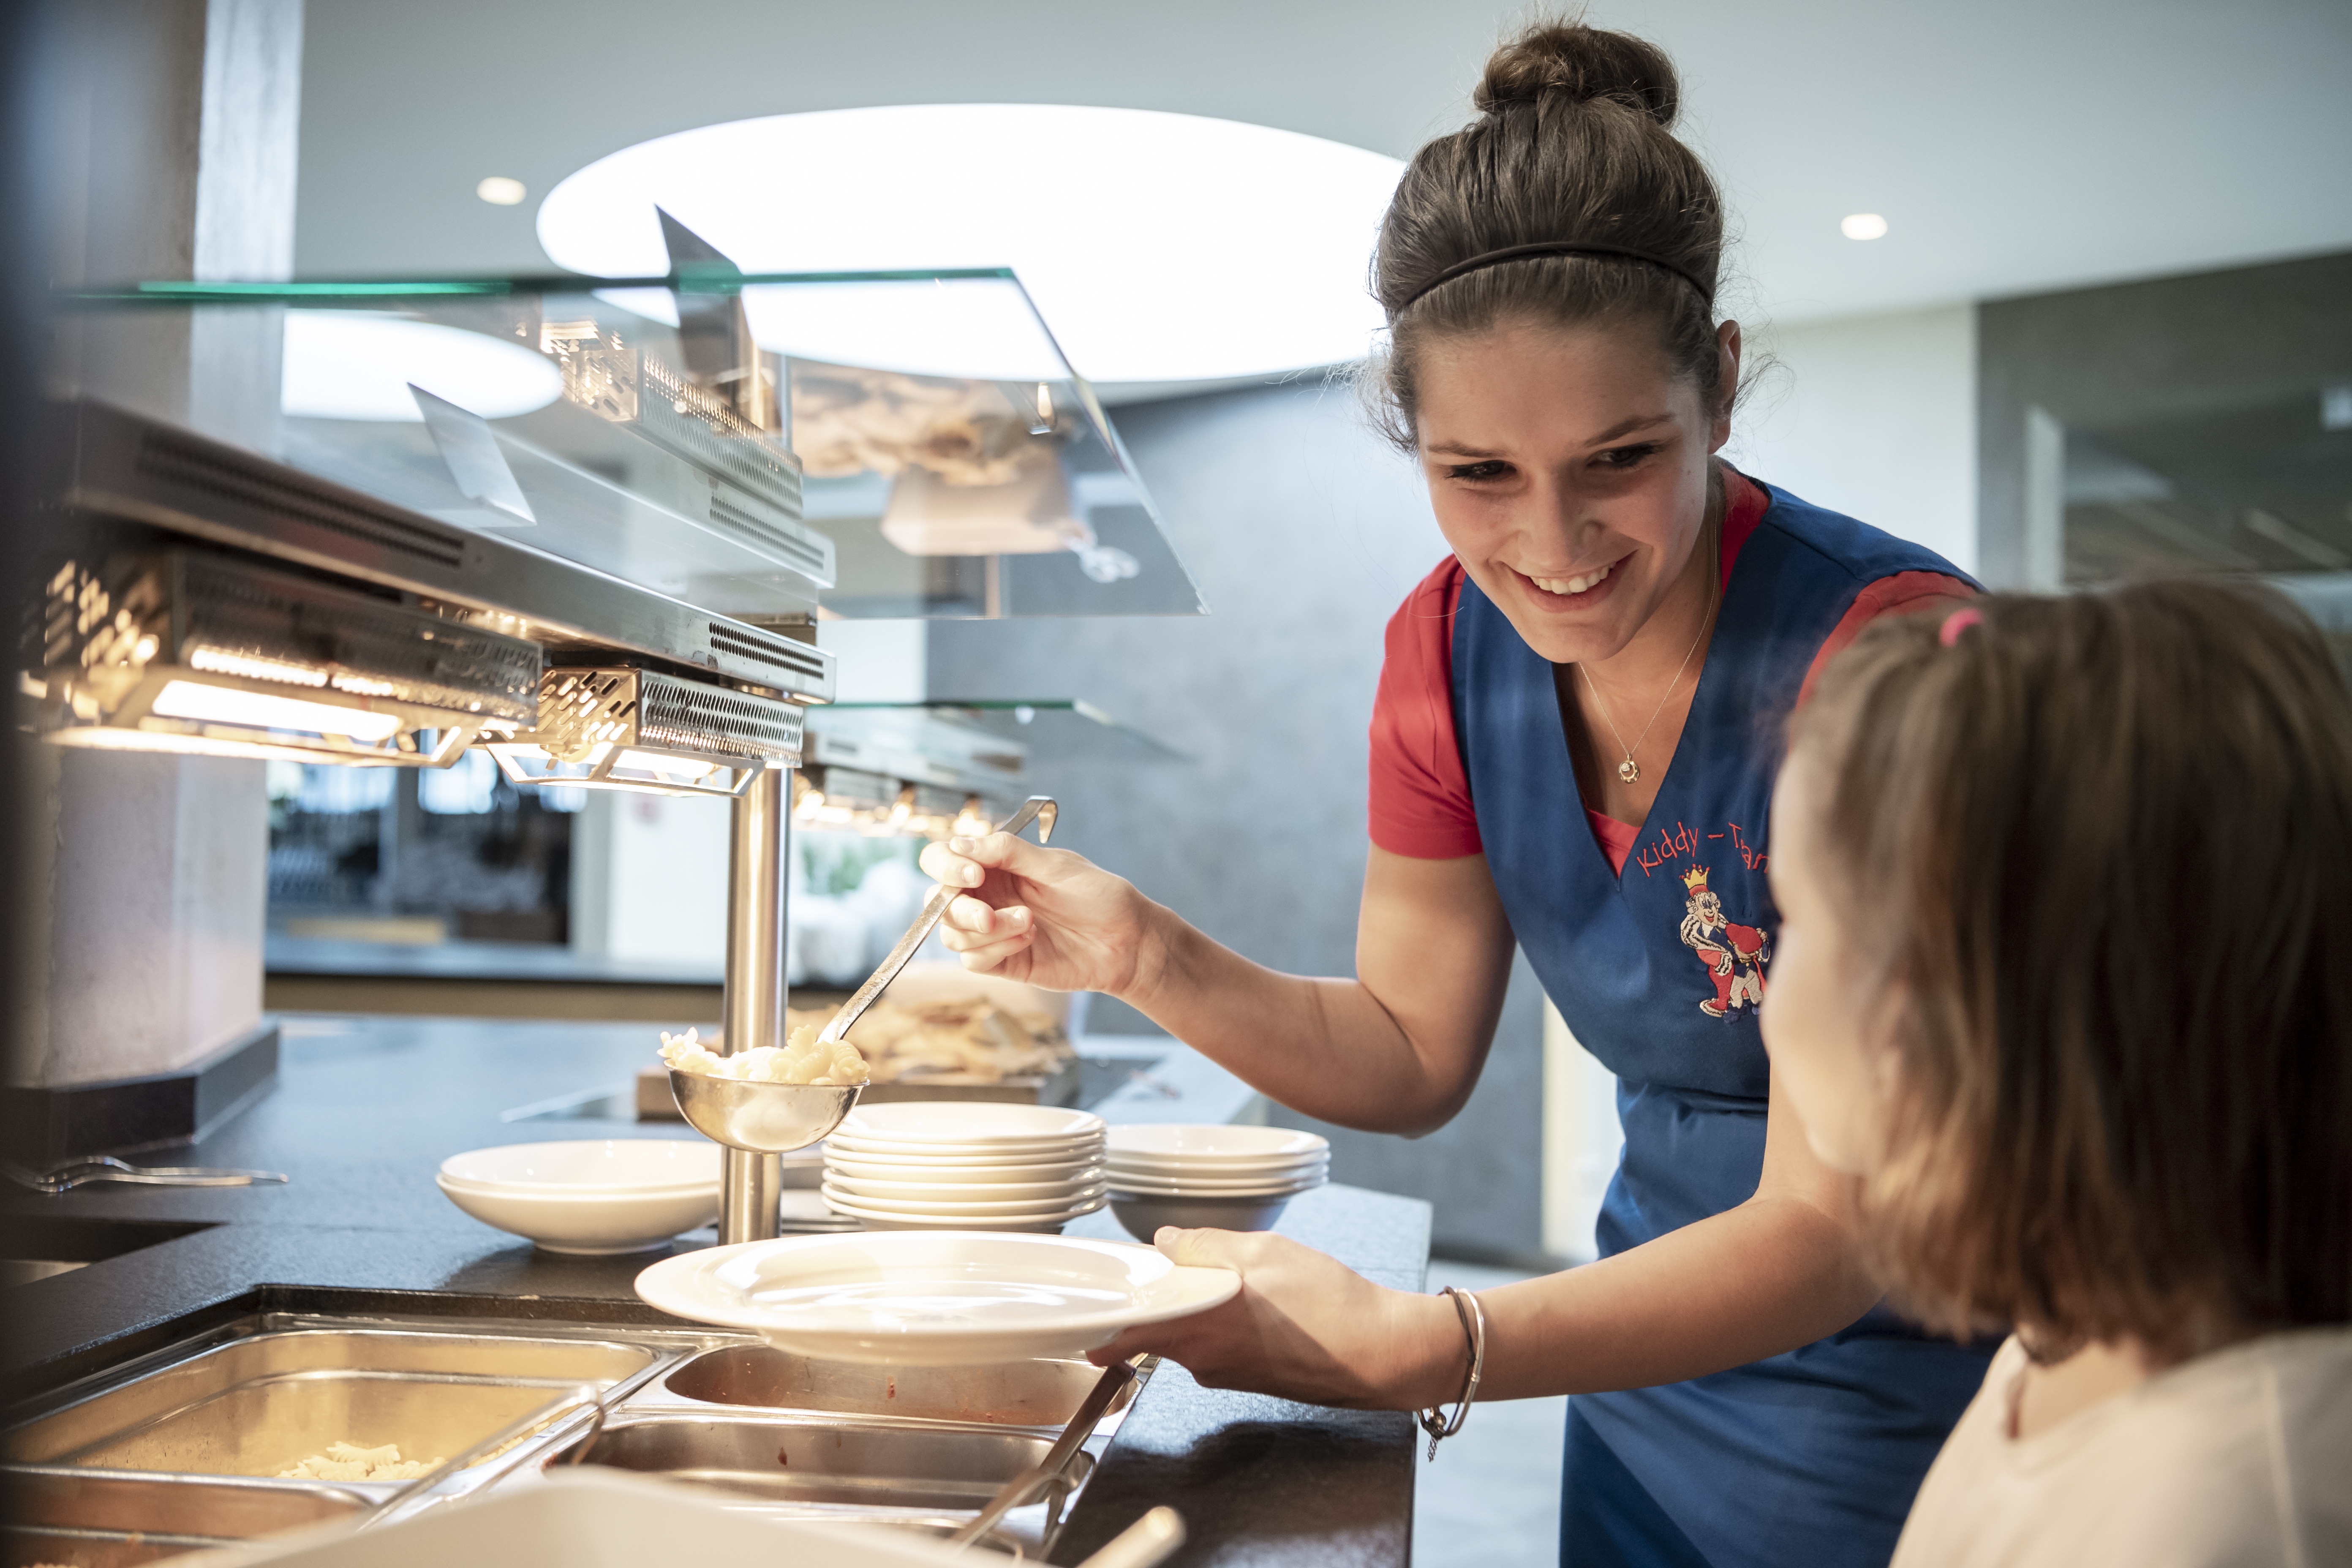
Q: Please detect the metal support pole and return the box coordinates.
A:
[718,765,790,1244]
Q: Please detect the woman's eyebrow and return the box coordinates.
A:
[1584,412,1675,444]
[1424,440,1502,458]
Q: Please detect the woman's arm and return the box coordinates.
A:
[917,837,1516,1135]
[1089,1065,1886,1405]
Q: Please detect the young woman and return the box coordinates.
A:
[924,22,1982,1568]
[1767,582,2352,1565]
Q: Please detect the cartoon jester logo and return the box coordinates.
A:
[1678,865,1771,1019]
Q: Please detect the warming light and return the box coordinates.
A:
[535,105,1407,384]
[1840,213,1889,241]
[485,667,803,800]
[149,681,404,743]
[476,176,528,206]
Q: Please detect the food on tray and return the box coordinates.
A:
[279,1440,441,1481]
[659,1024,870,1086]
[790,995,1072,1085]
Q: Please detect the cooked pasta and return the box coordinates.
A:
[279,1441,441,1481]
[658,1024,870,1086]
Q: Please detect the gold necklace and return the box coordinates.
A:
[1577,540,1720,786]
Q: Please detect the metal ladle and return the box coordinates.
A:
[816,795,1057,1048]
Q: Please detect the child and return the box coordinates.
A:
[1762,579,2352,1565]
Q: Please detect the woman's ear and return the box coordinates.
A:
[1710,320,1742,450]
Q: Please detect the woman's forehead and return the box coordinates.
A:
[1414,321,1694,448]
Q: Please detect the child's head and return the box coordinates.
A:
[1762,580,2352,1354]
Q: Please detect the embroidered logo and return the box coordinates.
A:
[1678,865,1771,1019]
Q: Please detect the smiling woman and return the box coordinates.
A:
[917,19,1980,1568]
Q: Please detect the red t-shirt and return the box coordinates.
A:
[1367,471,1970,873]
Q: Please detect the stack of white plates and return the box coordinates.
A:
[820,1102,1107,1233]
[436,1140,720,1255]
[1104,1125,1330,1240]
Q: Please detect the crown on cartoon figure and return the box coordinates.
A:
[1681,866,1711,894]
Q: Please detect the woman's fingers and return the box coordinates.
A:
[917,840,988,890]
[941,896,1030,939]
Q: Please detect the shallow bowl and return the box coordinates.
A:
[821,1181,1108,1217]
[824,1155,1099,1186]
[1105,1124,1329,1163]
[838,1102,1105,1144]
[436,1173,717,1255]
[1110,1192,1293,1240]
[439,1139,721,1193]
[822,1171,1106,1203]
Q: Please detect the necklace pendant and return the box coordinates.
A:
[1619,758,1640,784]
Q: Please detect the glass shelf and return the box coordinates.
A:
[54,268,1205,623]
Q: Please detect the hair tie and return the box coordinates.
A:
[1939,607,1984,647]
[1396,240,1714,316]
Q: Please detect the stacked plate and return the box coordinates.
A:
[1104,1124,1331,1240]
[436,1140,720,1255]
[820,1102,1107,1233]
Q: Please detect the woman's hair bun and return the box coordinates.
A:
[1473,21,1680,127]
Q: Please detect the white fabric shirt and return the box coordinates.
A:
[1892,1327,2352,1568]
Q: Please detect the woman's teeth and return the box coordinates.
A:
[1529,564,1612,596]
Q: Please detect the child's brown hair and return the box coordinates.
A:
[1789,579,2352,1356]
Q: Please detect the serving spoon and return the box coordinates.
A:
[815,795,1058,1048]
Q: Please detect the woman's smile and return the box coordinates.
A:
[1512,555,1629,610]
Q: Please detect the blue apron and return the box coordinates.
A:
[1452,482,1994,1568]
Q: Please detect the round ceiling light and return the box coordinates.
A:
[280,311,564,421]
[535,105,1407,386]
[1840,212,1889,241]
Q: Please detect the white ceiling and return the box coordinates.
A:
[295,0,2352,351]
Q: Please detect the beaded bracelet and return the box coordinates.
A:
[1416,1285,1487,1460]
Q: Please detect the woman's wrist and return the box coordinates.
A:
[1116,895,1188,1015]
[1385,1287,1479,1411]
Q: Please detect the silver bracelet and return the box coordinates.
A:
[1417,1285,1487,1460]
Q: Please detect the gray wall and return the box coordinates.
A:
[928,381,1547,1257]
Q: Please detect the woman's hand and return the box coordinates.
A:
[1086,1228,1467,1411]
[916,832,1158,995]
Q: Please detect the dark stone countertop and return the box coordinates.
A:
[0,1014,1432,1566]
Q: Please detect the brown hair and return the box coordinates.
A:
[1788,580,2352,1356]
[1369,19,1728,449]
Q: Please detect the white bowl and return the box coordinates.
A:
[1105,1172,1327,1198]
[439,1139,721,1193]
[840,1102,1105,1143]
[1105,1125,1329,1163]
[1110,1192,1294,1240]
[1106,1154,1329,1181]
[825,1155,1098,1185]
[822,1192,1108,1233]
[821,1181,1108,1217]
[823,1171,1105,1203]
[436,1173,717,1255]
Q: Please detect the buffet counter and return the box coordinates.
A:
[0,1016,1432,1565]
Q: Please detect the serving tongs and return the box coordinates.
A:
[816,794,1058,1049]
[1,1155,289,1193]
[945,1355,1134,1551]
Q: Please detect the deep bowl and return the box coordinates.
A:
[1110,1192,1293,1241]
[435,1173,717,1255]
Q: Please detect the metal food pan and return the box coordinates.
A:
[656,1345,1139,1430]
[3,1329,657,1478]
[553,1415,1060,1513]
[1,1467,370,1565]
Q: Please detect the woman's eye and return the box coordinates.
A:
[1595,442,1662,470]
[1443,460,1510,482]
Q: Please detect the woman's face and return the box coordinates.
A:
[1760,755,1903,1175]
[1414,317,1737,665]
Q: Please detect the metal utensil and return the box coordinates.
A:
[665,1075,861,1157]
[1074,1507,1187,1568]
[1,1156,289,1193]
[817,794,1058,1047]
[944,1356,1134,1550]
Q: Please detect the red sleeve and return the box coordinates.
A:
[1367,558,1482,858]
[1797,570,1976,707]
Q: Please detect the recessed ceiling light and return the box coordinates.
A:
[1840,212,1889,241]
[280,311,563,422]
[535,105,1407,385]
[476,176,528,206]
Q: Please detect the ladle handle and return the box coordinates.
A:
[816,795,1058,1045]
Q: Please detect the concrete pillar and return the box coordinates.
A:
[11,0,303,1096]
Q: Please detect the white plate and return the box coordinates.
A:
[824,1156,1098,1186]
[824,1171,1105,1203]
[825,1132,1103,1162]
[1105,1173,1326,1198]
[839,1103,1106,1143]
[822,1180,1108,1217]
[635,1231,1236,1364]
[439,1139,721,1192]
[1104,1125,1329,1162]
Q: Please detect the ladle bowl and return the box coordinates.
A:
[668,1073,861,1156]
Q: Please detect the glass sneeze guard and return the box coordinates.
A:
[56,267,1207,624]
